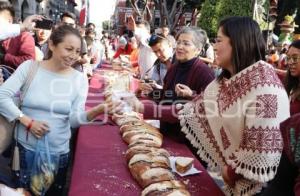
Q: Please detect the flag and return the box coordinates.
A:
[79,0,87,26]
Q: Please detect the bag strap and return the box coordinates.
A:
[19,61,39,105]
[15,61,39,143]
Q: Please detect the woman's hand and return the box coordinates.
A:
[126,16,136,31]
[19,115,49,138]
[29,120,49,139]
[21,15,43,32]
[105,99,124,115]
[122,95,144,113]
[175,83,193,98]
[222,165,237,188]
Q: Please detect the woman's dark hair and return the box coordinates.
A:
[217,16,266,80]
[46,25,82,59]
[285,40,300,100]
[280,47,287,55]
[86,22,95,29]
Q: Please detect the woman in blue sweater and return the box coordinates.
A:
[0,25,112,195]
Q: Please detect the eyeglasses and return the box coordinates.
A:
[287,55,300,64]
[176,40,194,47]
[148,34,166,46]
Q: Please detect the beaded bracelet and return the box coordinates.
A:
[26,119,34,140]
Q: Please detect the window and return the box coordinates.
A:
[136,16,142,22]
[154,17,160,27]
[185,18,191,26]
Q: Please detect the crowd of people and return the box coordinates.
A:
[0,0,300,195]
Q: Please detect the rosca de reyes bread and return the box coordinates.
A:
[112,113,141,126]
[120,121,158,134]
[125,146,170,162]
[141,180,190,196]
[138,167,175,188]
[122,131,163,145]
[128,140,162,148]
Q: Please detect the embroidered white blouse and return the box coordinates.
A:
[178,61,290,195]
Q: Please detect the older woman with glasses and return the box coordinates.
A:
[285,40,300,115]
[119,27,215,144]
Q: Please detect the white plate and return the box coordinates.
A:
[169,156,202,177]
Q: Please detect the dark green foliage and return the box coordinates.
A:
[198,0,252,38]
[184,0,203,11]
[198,0,220,38]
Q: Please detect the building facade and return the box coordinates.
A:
[8,0,79,23]
[8,0,40,21]
[40,0,78,23]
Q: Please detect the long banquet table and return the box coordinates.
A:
[68,66,224,196]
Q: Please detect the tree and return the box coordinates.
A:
[126,0,203,31]
[128,0,153,21]
[198,0,222,38]
[152,0,203,31]
[199,0,252,38]
[219,0,252,18]
[253,0,271,30]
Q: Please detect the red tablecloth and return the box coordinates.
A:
[68,69,224,196]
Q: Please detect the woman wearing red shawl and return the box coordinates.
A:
[178,17,290,195]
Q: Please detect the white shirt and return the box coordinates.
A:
[134,27,157,78]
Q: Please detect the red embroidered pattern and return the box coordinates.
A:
[256,94,278,118]
[240,126,283,153]
[220,127,231,150]
[229,153,237,160]
[194,95,226,163]
[217,62,283,114]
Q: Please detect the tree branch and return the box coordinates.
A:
[145,4,153,22]
[191,8,199,25]
[162,0,171,26]
[171,2,184,30]
[141,0,149,16]
[170,0,179,20]
[130,0,141,16]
